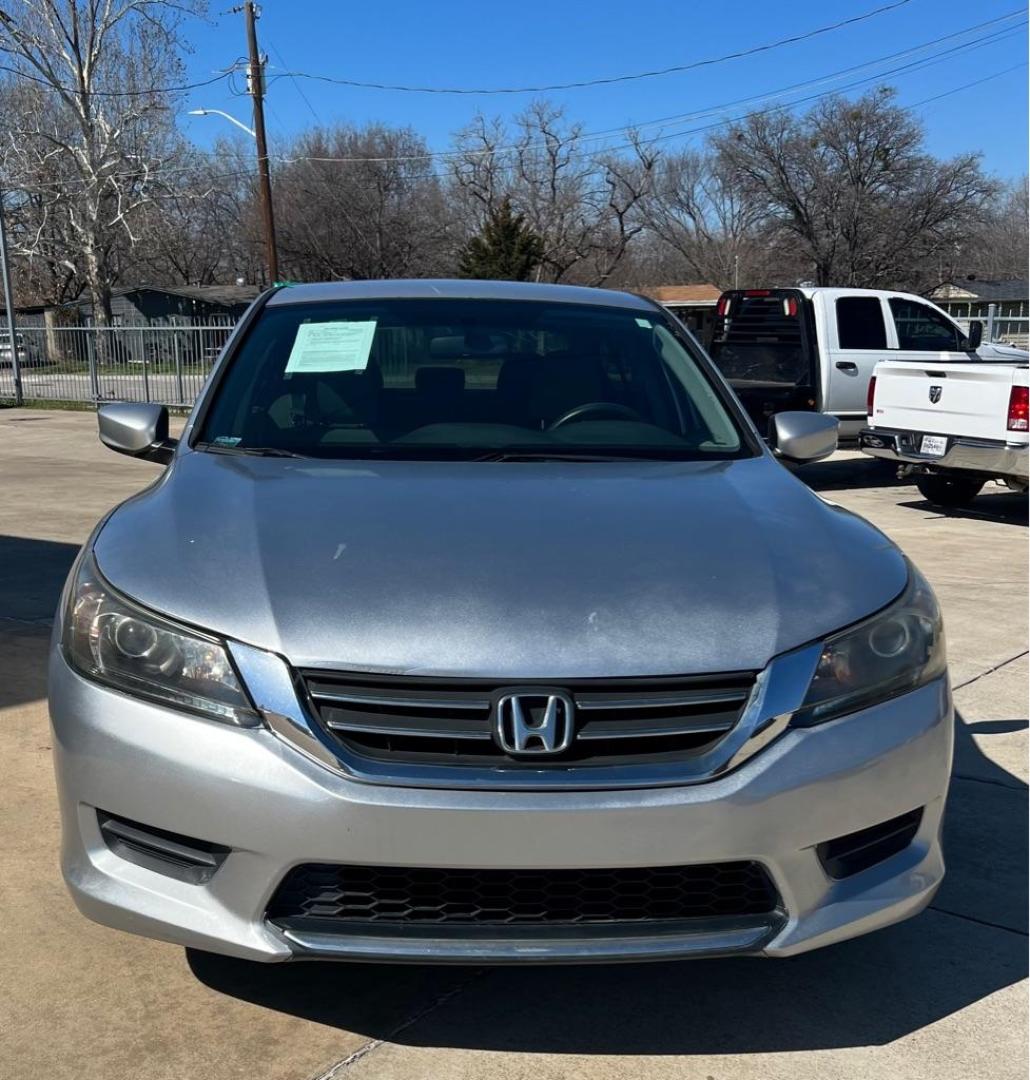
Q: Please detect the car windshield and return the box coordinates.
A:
[197,297,748,460]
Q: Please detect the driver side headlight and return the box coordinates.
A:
[793,563,946,726]
[62,549,257,726]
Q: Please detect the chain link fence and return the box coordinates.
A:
[0,321,235,407]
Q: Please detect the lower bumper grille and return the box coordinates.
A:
[266,861,779,927]
[97,810,229,885]
[817,808,924,879]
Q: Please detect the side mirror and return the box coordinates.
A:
[98,402,176,465]
[965,320,983,350]
[770,412,838,464]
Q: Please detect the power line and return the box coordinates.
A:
[561,15,1024,152]
[266,0,916,95]
[268,46,322,125]
[267,15,1027,165]
[907,61,1028,108]
[2,13,1022,191]
[0,64,235,96]
[597,25,1026,156]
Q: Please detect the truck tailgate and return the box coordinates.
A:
[871,360,1027,441]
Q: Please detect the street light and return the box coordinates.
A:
[188,108,256,139]
[188,99,277,283]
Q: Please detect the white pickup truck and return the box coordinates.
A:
[705,286,1018,443]
[859,351,1029,507]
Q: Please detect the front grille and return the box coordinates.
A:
[299,670,756,769]
[267,861,779,927]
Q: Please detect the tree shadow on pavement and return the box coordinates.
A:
[188,711,1028,1055]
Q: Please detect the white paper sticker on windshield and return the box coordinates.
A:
[285,320,377,375]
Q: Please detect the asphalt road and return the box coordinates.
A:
[1,408,1026,1080]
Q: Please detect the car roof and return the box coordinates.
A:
[265,278,656,311]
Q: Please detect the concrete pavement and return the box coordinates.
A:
[1,408,1025,1080]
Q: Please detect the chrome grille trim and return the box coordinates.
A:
[303,671,754,764]
[575,689,749,710]
[314,684,746,745]
[312,690,491,711]
[325,718,494,740]
[229,641,825,791]
[576,717,736,740]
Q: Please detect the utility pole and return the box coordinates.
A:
[242,2,279,284]
[0,189,23,406]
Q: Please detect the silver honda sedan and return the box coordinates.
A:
[49,280,951,963]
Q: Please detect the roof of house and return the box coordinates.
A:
[0,302,49,316]
[641,284,722,305]
[929,279,1029,302]
[112,284,262,306]
[3,284,261,317]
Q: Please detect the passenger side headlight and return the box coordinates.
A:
[63,550,257,726]
[793,563,945,726]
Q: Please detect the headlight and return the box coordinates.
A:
[63,550,257,726]
[793,563,946,726]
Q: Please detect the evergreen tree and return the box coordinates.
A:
[458,198,544,280]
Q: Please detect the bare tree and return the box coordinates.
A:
[711,88,997,288]
[130,136,264,286]
[957,176,1029,282]
[450,103,654,286]
[635,145,777,288]
[0,84,76,304]
[0,0,205,322]
[271,124,454,281]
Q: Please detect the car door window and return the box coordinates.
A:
[889,298,963,351]
[836,297,887,349]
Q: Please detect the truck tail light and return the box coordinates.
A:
[1007,385,1029,431]
[783,297,798,316]
[716,297,730,316]
[867,375,877,416]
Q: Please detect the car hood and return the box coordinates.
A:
[976,342,1029,362]
[93,450,906,678]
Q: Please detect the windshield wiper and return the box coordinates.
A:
[198,443,306,458]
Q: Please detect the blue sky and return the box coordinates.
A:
[180,0,1028,179]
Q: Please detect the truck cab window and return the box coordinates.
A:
[836,297,887,349]
[889,298,963,351]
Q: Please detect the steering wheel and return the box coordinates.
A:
[548,401,642,431]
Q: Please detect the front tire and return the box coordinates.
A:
[915,473,984,508]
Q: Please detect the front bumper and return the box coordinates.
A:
[49,650,952,963]
[860,426,1029,481]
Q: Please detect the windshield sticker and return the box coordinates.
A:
[635,318,652,328]
[285,319,377,375]
[212,435,241,446]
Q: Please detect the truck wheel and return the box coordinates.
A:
[915,474,985,508]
